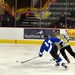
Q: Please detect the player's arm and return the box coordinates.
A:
[39,43,45,57]
[56,38,63,48]
[62,34,70,42]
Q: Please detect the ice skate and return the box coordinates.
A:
[55,63,60,66]
[65,57,70,63]
[62,63,68,69]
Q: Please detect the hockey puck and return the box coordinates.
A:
[16,61,18,62]
[50,60,52,61]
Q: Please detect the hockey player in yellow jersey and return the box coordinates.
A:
[54,30,75,63]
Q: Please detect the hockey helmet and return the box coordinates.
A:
[44,35,49,39]
[54,30,60,34]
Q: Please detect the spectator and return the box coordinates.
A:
[58,13,65,28]
[70,8,75,18]
[70,8,75,28]
[67,17,72,28]
[19,9,35,26]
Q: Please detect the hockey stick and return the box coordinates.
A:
[16,56,39,64]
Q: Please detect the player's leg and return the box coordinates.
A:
[50,45,59,66]
[60,48,70,63]
[65,45,75,58]
[50,45,67,69]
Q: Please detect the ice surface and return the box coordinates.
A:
[0,43,75,75]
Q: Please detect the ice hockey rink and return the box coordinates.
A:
[0,43,75,75]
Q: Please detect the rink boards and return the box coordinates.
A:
[0,28,75,46]
[0,39,75,46]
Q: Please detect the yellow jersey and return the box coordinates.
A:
[56,34,69,47]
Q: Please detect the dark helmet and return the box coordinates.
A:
[44,35,49,39]
[54,30,60,34]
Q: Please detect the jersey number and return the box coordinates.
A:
[44,40,52,47]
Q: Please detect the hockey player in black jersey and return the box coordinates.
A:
[54,30,75,63]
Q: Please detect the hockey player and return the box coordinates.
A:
[39,35,67,69]
[54,30,75,63]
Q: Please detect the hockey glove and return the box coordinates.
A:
[60,43,63,48]
[39,53,43,57]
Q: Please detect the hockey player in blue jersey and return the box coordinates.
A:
[39,35,67,69]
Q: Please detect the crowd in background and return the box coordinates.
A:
[49,9,75,28]
[0,9,75,28]
[0,0,75,28]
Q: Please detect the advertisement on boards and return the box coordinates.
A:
[66,29,75,41]
[60,29,75,41]
[24,29,56,39]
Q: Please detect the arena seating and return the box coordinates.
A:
[49,0,75,23]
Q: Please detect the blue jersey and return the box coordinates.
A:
[39,37,63,54]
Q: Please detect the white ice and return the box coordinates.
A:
[0,43,75,75]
